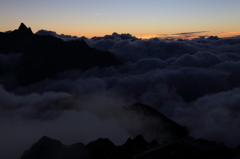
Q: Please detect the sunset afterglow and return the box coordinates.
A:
[1,1,240,159]
[1,0,240,39]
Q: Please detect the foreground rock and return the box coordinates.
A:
[19,102,188,159]
[19,101,239,159]
[20,135,156,159]
[126,103,188,143]
[135,137,240,159]
[20,136,240,159]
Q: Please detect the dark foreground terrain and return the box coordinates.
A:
[20,103,240,159]
[21,135,240,159]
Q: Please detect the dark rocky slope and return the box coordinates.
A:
[0,23,119,86]
[20,103,240,159]
[21,135,240,159]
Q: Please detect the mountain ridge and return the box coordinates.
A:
[0,23,120,86]
[21,135,240,159]
[14,22,33,35]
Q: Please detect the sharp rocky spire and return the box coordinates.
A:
[14,22,33,35]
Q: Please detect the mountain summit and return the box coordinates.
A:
[13,22,33,35]
[0,23,120,86]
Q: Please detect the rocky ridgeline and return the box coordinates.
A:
[0,23,120,86]
[20,135,240,159]
[18,102,239,159]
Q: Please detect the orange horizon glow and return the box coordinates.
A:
[1,23,240,40]
[133,32,240,40]
[55,29,240,40]
[1,0,240,41]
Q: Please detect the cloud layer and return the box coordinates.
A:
[1,30,240,158]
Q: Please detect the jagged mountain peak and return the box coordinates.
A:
[14,22,33,35]
[19,23,28,30]
[21,135,237,159]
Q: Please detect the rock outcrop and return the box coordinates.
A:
[20,135,156,159]
[20,136,240,159]
[126,103,188,143]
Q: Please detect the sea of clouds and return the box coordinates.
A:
[1,30,240,159]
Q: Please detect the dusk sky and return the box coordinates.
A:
[2,1,240,159]
[1,0,240,38]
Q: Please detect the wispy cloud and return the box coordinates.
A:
[172,31,209,36]
[136,31,209,39]
[215,31,240,38]
[221,31,240,34]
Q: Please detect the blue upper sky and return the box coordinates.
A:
[1,0,240,38]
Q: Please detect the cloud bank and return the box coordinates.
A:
[1,30,240,158]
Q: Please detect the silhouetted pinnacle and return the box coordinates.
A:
[19,23,28,30]
[15,23,33,35]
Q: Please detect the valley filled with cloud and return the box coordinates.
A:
[1,24,240,159]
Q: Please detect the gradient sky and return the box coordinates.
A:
[1,0,240,38]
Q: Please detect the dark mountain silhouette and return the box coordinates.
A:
[134,137,238,159]
[20,136,87,159]
[0,23,120,86]
[19,103,189,159]
[20,135,154,159]
[125,103,188,143]
[13,23,33,35]
[20,135,240,159]
[19,103,240,159]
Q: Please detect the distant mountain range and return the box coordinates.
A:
[0,23,119,86]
